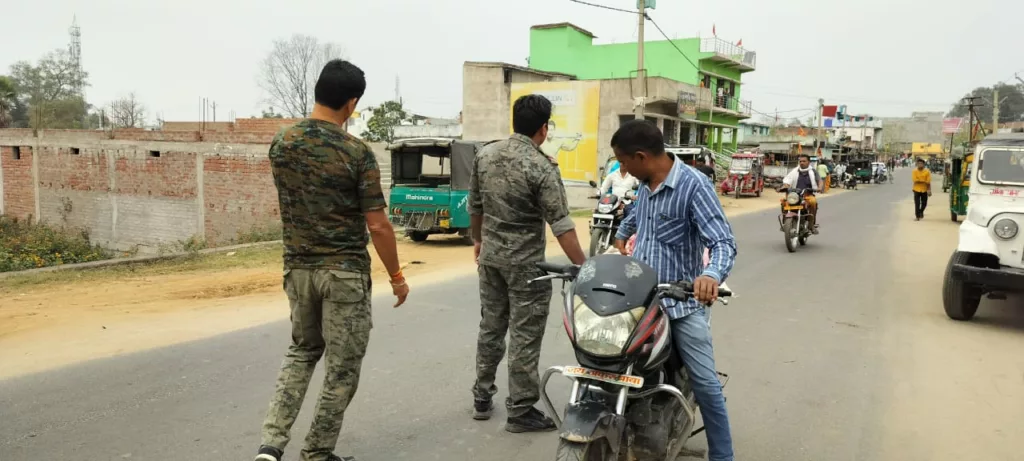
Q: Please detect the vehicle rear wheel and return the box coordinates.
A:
[589,228,608,256]
[555,439,614,461]
[408,231,429,242]
[783,218,797,253]
[942,251,983,321]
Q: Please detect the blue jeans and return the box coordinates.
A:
[671,308,733,461]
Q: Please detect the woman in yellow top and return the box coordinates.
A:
[912,158,932,221]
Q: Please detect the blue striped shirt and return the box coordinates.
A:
[615,159,738,319]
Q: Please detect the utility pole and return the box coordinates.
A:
[633,0,646,120]
[962,96,985,145]
[210,100,218,123]
[814,98,824,156]
[992,88,999,134]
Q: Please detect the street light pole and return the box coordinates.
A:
[634,1,646,120]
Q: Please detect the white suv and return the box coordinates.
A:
[942,132,1024,320]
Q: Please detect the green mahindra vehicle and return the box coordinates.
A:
[387,138,487,243]
[948,144,974,222]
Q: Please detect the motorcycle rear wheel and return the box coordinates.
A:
[555,439,616,461]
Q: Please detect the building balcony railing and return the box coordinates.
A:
[699,38,756,71]
[696,92,752,118]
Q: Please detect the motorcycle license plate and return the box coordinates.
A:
[783,205,803,211]
[562,366,644,388]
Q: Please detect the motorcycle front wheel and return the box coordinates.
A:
[589,228,609,256]
[555,439,616,461]
[783,217,797,253]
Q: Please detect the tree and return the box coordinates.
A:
[257,34,345,118]
[8,49,88,129]
[109,93,146,128]
[947,83,1024,127]
[0,76,15,128]
[261,107,284,118]
[361,101,407,143]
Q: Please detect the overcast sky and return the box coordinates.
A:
[2,0,1020,124]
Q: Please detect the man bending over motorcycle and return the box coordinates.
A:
[611,120,738,461]
[781,154,821,234]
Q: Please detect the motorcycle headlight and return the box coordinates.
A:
[597,203,614,214]
[993,219,1019,240]
[572,296,645,357]
[786,192,800,205]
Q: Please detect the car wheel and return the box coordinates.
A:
[942,251,982,321]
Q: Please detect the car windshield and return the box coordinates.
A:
[979,149,1024,185]
[730,158,753,171]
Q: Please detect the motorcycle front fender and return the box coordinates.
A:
[559,400,627,454]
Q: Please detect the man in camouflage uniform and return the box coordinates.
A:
[469,94,587,432]
[255,60,410,461]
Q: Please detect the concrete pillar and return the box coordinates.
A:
[731,128,739,150]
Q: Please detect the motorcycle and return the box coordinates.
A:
[843,172,858,190]
[874,170,889,184]
[778,187,814,253]
[532,255,732,461]
[586,181,636,257]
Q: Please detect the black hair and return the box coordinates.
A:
[798,154,811,161]
[696,158,707,164]
[611,120,665,156]
[512,95,553,137]
[314,60,366,111]
[916,157,925,163]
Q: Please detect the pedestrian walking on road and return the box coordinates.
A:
[912,158,932,221]
[255,60,410,461]
[817,161,830,193]
[468,94,587,432]
[610,120,739,461]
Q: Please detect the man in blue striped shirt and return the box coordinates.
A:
[611,120,738,461]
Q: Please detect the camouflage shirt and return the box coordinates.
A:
[269,118,387,273]
[469,133,575,267]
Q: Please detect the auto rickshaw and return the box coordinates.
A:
[387,137,491,243]
[720,151,765,198]
[848,158,872,183]
[948,144,974,222]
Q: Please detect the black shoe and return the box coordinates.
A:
[327,455,356,461]
[506,407,557,433]
[254,445,283,461]
[473,398,494,420]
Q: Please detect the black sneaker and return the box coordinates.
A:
[505,407,557,433]
[473,398,494,420]
[254,445,283,461]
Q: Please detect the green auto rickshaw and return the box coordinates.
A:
[387,138,492,243]
[948,144,974,222]
[848,159,872,183]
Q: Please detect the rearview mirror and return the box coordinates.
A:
[588,180,598,188]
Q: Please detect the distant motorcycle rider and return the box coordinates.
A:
[782,154,821,234]
[597,164,640,216]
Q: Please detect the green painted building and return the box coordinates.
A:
[526,22,756,152]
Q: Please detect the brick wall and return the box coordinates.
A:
[234,118,303,132]
[1,145,36,220]
[0,129,390,254]
[202,155,277,245]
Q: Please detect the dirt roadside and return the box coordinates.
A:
[0,188,851,379]
[877,199,1024,459]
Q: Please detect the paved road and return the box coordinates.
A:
[3,170,1023,461]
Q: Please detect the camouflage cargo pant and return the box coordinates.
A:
[261,268,373,461]
[473,264,552,417]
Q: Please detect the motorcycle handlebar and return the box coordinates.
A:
[536,262,579,277]
[659,281,733,303]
